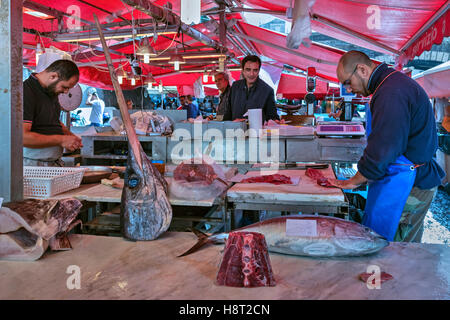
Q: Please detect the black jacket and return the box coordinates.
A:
[223,77,279,121]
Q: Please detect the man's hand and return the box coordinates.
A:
[60,135,83,152]
[328,171,368,190]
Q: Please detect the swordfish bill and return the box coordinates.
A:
[93,14,172,240]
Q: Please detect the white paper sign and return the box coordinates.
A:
[286,219,318,237]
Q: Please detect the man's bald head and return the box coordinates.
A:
[336,51,377,97]
[338,50,374,73]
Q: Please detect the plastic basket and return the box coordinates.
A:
[23,166,88,199]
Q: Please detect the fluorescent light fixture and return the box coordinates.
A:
[23,7,55,20]
[55,28,177,43]
[183,54,226,59]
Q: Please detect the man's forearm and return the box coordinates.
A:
[61,123,75,136]
[23,131,62,148]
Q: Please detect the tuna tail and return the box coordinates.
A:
[177,228,212,257]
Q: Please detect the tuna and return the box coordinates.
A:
[179,215,389,258]
[121,144,172,240]
[0,198,82,261]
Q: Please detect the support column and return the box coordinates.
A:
[0,0,23,202]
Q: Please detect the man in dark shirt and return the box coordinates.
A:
[223,55,279,122]
[23,59,82,166]
[213,71,231,121]
[329,51,444,242]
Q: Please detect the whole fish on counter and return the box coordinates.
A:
[179,215,389,258]
[93,15,172,241]
[121,144,172,241]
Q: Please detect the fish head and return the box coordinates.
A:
[334,223,389,255]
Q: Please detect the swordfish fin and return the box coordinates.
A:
[177,228,212,257]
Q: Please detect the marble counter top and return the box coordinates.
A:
[1,232,448,300]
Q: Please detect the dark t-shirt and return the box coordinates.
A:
[23,74,63,135]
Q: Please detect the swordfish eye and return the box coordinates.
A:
[127,174,140,189]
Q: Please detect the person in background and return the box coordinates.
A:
[184,95,200,119]
[23,59,83,166]
[328,50,444,243]
[126,99,134,110]
[213,71,231,121]
[86,91,105,126]
[224,55,279,122]
[177,95,186,110]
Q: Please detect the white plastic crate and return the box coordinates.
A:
[24,166,87,199]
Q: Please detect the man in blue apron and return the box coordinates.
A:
[328,51,445,242]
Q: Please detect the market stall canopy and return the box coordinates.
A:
[276,73,329,100]
[413,61,450,98]
[244,0,449,66]
[22,0,449,91]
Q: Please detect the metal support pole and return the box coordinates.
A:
[0,0,23,202]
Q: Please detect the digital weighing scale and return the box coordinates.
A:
[316,121,365,136]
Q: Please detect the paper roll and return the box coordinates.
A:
[248,108,262,137]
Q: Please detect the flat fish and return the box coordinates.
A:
[121,144,172,240]
[179,215,389,258]
[0,198,82,261]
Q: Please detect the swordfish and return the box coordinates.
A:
[179,215,389,258]
[94,14,172,241]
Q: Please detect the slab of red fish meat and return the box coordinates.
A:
[241,174,292,185]
[173,160,217,185]
[305,168,335,188]
[359,272,394,284]
[216,231,276,287]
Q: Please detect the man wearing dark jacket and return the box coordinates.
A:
[223,55,279,122]
[329,50,444,242]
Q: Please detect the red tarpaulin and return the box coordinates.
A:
[245,0,449,64]
[21,0,449,91]
[413,61,450,98]
[276,73,329,100]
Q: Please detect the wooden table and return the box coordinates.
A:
[1,232,448,300]
[227,167,348,228]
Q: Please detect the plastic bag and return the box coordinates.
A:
[169,155,228,201]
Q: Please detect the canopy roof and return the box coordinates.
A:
[413,60,450,98]
[21,0,449,92]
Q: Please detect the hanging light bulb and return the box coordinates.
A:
[137,37,157,64]
[144,53,150,64]
[169,47,185,71]
[218,56,225,72]
[147,82,153,90]
[131,77,136,86]
[203,70,208,82]
[117,65,127,85]
[35,43,43,65]
[158,82,163,93]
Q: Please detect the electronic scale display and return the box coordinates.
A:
[316,121,365,136]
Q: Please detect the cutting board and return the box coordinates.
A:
[227,167,344,204]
